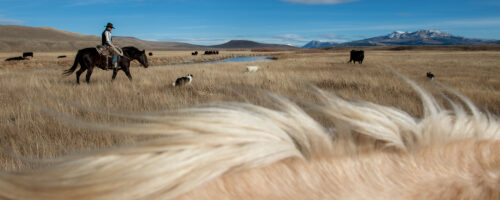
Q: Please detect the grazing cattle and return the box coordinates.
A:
[1,77,499,200]
[57,55,67,59]
[172,74,193,86]
[149,52,153,56]
[192,51,198,56]
[426,72,435,80]
[348,50,364,64]
[246,66,259,72]
[204,50,219,55]
[5,56,26,61]
[23,52,34,58]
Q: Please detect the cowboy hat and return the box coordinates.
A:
[105,23,115,29]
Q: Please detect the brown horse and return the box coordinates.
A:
[63,46,149,84]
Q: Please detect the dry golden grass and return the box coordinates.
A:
[0,50,499,171]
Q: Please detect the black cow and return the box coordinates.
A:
[57,55,67,59]
[348,50,364,64]
[23,52,34,58]
[192,51,198,56]
[5,56,26,61]
[149,52,153,56]
[426,72,435,80]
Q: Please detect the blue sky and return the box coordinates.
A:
[1,0,500,46]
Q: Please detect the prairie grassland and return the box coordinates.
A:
[0,50,499,170]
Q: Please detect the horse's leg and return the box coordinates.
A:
[123,68,132,81]
[75,62,87,85]
[112,68,118,81]
[85,64,94,84]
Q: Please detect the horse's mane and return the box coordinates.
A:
[122,46,142,54]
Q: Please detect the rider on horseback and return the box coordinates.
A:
[102,23,119,69]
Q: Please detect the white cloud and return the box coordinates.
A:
[317,33,348,41]
[274,34,304,40]
[272,34,311,46]
[281,0,358,5]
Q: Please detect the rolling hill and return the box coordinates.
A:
[0,25,297,52]
[211,40,298,50]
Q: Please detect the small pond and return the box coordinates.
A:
[166,56,275,67]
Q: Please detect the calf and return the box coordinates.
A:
[246,66,259,72]
[348,50,364,64]
[5,56,26,61]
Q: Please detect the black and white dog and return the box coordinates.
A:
[173,74,193,86]
[426,72,435,80]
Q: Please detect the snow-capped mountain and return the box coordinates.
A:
[302,40,338,48]
[388,31,408,39]
[388,30,452,39]
[303,30,498,48]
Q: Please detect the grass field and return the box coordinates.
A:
[1,49,499,171]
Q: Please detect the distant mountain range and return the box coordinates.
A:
[302,41,338,49]
[0,25,297,52]
[303,30,500,48]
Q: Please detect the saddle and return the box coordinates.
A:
[96,45,115,70]
[96,45,111,56]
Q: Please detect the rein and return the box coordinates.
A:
[121,54,133,61]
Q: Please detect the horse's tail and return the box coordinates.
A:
[63,50,81,76]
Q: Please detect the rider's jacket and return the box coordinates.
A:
[102,30,113,46]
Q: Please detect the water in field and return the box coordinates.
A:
[165,56,274,67]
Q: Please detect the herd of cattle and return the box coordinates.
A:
[203,50,219,55]
[189,50,220,56]
[4,52,70,61]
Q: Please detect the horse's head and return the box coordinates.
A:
[123,47,149,68]
[137,50,149,68]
